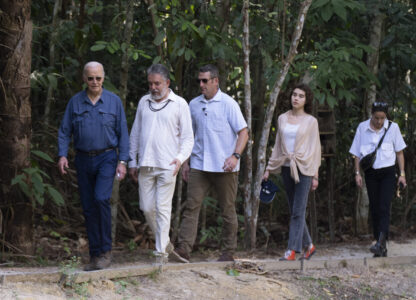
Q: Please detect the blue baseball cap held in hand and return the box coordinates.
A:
[260,180,279,204]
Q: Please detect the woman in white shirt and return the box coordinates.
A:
[263,83,321,261]
[350,102,407,257]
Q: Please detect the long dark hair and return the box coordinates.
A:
[290,83,314,114]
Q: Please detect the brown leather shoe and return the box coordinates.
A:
[170,247,190,263]
[83,256,99,271]
[218,252,234,262]
[96,251,112,269]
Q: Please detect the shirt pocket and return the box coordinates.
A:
[99,109,116,128]
[207,111,226,133]
[380,142,394,161]
[360,144,373,157]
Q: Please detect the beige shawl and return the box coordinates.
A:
[266,111,321,183]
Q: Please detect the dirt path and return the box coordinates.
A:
[1,239,415,299]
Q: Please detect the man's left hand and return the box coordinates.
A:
[170,159,182,176]
[223,156,238,172]
[116,163,127,181]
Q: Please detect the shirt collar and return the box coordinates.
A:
[199,89,222,103]
[365,118,389,132]
[83,88,106,104]
[148,89,176,104]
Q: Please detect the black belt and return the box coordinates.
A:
[77,147,115,157]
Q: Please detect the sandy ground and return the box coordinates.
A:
[0,239,415,299]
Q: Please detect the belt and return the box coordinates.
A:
[76,147,115,157]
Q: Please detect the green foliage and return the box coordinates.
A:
[11,150,64,207]
[226,269,240,276]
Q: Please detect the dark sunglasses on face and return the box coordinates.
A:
[196,78,212,84]
[87,76,102,81]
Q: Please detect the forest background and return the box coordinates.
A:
[0,0,415,263]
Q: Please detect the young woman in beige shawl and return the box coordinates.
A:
[263,83,321,261]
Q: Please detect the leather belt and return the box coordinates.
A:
[77,147,115,157]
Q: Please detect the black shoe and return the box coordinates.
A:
[370,232,387,257]
[83,256,99,271]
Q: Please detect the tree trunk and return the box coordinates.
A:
[356,4,385,235]
[215,0,230,90]
[247,0,313,250]
[110,0,135,244]
[0,0,33,254]
[44,0,61,126]
[241,0,253,250]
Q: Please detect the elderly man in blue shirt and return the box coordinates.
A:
[58,61,129,271]
[171,64,248,263]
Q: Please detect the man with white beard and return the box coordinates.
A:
[128,64,194,263]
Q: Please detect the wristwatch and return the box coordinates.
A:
[232,153,241,159]
[119,160,127,165]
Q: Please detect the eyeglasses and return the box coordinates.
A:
[196,78,212,84]
[373,102,388,107]
[87,76,103,82]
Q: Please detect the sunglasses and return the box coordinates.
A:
[373,102,388,107]
[87,76,103,81]
[196,78,212,84]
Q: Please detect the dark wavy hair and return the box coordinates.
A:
[290,83,314,114]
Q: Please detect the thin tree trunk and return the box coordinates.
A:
[247,0,313,250]
[356,5,385,235]
[111,0,135,245]
[0,0,33,254]
[215,0,230,90]
[44,0,61,126]
[242,0,253,250]
[147,0,164,61]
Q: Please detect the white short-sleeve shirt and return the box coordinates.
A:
[189,89,247,172]
[349,119,406,169]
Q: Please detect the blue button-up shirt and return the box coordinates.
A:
[58,89,129,161]
[189,89,247,172]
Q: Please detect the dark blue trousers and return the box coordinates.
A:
[75,150,117,257]
[365,165,396,241]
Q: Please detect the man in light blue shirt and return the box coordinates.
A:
[58,62,129,271]
[171,65,248,263]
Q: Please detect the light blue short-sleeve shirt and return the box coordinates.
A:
[189,89,247,172]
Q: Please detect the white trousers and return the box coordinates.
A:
[138,167,177,255]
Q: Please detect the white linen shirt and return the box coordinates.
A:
[129,90,194,170]
[349,119,406,169]
[189,89,247,172]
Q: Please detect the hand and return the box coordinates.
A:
[129,168,138,183]
[397,175,407,189]
[222,156,238,172]
[182,161,190,182]
[170,159,182,176]
[58,157,69,175]
[116,163,127,181]
[262,170,270,181]
[355,174,363,188]
[311,178,319,191]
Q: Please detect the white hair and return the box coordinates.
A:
[83,61,105,77]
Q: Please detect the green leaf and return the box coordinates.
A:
[226,269,240,276]
[47,74,57,89]
[132,52,139,60]
[185,49,191,61]
[32,150,54,163]
[154,31,165,46]
[47,185,65,206]
[321,4,333,22]
[12,174,25,185]
[91,44,106,51]
[234,38,242,49]
[34,192,45,206]
[332,0,347,22]
[153,56,161,64]
[32,173,45,195]
[18,181,32,198]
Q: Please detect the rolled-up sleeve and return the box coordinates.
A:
[58,99,74,158]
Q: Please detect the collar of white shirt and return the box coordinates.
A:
[365,118,389,133]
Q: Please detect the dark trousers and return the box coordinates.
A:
[281,167,312,252]
[75,149,117,257]
[364,166,396,240]
[178,169,239,254]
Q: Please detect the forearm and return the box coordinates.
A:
[396,151,405,175]
[234,127,249,155]
[354,156,360,173]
